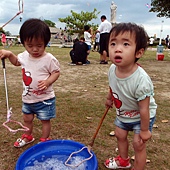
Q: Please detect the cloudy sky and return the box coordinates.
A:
[0,0,169,39]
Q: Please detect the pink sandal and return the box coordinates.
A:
[104,155,131,169]
[14,134,35,148]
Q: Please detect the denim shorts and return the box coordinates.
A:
[22,97,56,120]
[114,116,156,134]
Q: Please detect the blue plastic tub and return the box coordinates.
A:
[15,139,98,170]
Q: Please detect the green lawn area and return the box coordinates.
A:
[0,45,169,170]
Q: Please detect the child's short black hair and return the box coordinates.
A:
[19,18,51,47]
[108,22,149,62]
[84,25,90,31]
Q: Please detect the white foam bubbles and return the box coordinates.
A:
[24,155,87,170]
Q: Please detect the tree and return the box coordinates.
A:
[5,31,11,36]
[0,28,11,36]
[150,0,170,18]
[44,19,56,27]
[58,9,100,37]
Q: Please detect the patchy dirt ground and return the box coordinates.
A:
[0,47,170,170]
[141,60,170,100]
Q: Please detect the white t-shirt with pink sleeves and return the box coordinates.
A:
[17,51,60,103]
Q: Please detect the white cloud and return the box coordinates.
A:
[25,3,76,20]
[0,0,170,38]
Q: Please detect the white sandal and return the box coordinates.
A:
[14,134,35,148]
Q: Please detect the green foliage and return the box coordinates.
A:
[150,0,170,18]
[58,9,100,37]
[44,19,56,27]
[5,31,11,36]
[0,27,5,34]
[0,29,11,36]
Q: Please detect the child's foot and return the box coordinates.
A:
[14,134,35,148]
[38,138,51,143]
[104,155,131,169]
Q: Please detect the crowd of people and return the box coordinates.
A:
[1,33,22,48]
[69,15,112,65]
[149,34,170,49]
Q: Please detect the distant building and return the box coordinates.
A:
[49,27,61,35]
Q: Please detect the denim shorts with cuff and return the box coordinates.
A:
[114,116,156,134]
[22,97,56,120]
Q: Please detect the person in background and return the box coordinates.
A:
[0,18,60,147]
[16,36,22,46]
[104,22,157,170]
[92,32,100,52]
[149,36,154,49]
[69,38,79,65]
[7,38,13,48]
[69,37,89,65]
[97,15,112,64]
[165,35,169,49]
[84,25,92,64]
[1,32,7,48]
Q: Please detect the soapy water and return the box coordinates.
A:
[24,155,88,170]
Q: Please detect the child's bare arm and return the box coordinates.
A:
[38,71,60,90]
[0,49,20,66]
[138,97,152,142]
[105,90,113,108]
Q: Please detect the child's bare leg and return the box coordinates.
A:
[115,127,129,160]
[23,114,34,134]
[41,120,51,139]
[22,114,34,141]
[133,134,146,170]
[14,114,34,147]
[104,127,131,169]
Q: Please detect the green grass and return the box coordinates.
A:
[0,46,170,170]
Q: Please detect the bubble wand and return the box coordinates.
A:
[65,107,110,168]
[2,59,29,133]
